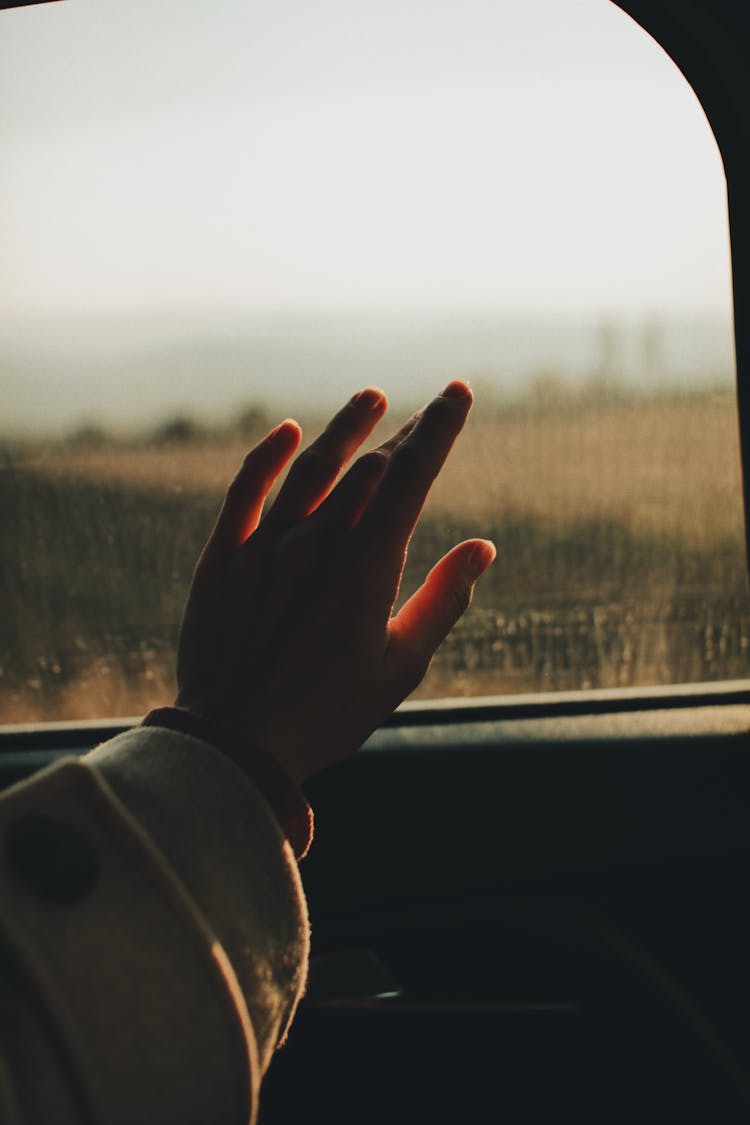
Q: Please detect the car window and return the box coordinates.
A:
[1,0,746,721]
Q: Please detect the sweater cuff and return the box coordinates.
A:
[141,707,313,860]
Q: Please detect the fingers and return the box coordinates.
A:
[373,408,423,455]
[311,409,421,531]
[354,381,473,563]
[386,538,496,687]
[266,387,387,525]
[209,420,302,550]
[308,450,388,531]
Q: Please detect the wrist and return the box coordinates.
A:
[141,706,313,860]
[174,690,309,785]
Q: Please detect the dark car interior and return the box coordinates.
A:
[3,0,750,1122]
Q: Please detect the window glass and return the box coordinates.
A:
[1,0,746,720]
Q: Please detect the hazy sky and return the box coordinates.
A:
[0,0,734,320]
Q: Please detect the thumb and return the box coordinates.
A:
[387,538,496,684]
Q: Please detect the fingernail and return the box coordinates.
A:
[351,387,385,410]
[441,380,471,400]
[266,419,297,441]
[469,540,497,575]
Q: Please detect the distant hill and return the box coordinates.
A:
[0,309,735,437]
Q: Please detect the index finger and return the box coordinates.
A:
[265,387,387,525]
[353,380,473,555]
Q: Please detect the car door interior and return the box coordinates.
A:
[2,1,750,1123]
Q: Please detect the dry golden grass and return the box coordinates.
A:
[428,391,746,547]
[0,660,176,725]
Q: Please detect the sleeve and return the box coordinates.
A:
[0,724,311,1125]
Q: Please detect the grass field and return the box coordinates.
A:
[2,387,749,722]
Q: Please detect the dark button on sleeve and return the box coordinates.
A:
[5,815,99,904]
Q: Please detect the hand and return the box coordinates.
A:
[175,381,495,784]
